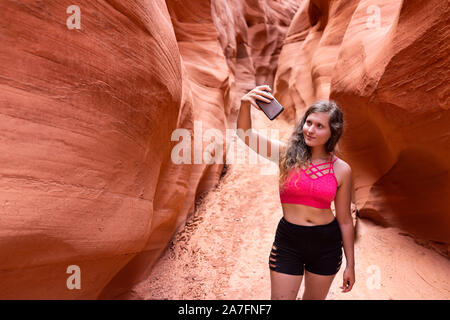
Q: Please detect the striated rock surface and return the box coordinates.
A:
[1,0,448,300]
[0,0,299,299]
[0,0,183,299]
[275,0,449,257]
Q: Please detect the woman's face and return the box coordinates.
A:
[303,112,332,147]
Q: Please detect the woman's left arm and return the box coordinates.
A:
[334,163,355,292]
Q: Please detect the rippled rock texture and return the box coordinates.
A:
[0,0,299,298]
[276,0,449,257]
[1,0,448,299]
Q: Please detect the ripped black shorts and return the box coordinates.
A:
[269,216,343,276]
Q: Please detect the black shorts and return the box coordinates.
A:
[269,216,343,276]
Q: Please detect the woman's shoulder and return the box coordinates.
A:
[332,154,351,187]
[333,155,351,171]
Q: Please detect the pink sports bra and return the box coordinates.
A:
[279,153,338,209]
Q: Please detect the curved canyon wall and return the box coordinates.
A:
[0,0,448,299]
[275,0,449,257]
[0,0,299,299]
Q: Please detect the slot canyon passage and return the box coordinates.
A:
[0,0,449,299]
[130,110,450,300]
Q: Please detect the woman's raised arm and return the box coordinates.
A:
[236,85,287,162]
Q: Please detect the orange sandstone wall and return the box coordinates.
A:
[0,0,300,299]
[1,0,447,300]
[275,0,450,257]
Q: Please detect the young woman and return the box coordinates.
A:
[237,84,355,300]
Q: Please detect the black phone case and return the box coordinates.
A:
[255,94,284,120]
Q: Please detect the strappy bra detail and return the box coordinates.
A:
[279,153,338,209]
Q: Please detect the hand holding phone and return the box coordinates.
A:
[241,85,284,120]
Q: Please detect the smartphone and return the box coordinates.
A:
[255,92,284,120]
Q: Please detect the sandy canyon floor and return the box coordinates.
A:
[132,115,450,300]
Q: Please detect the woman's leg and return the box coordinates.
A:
[268,218,305,299]
[301,218,342,300]
[270,269,303,300]
[301,270,336,300]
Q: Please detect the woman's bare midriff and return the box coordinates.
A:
[281,203,336,226]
